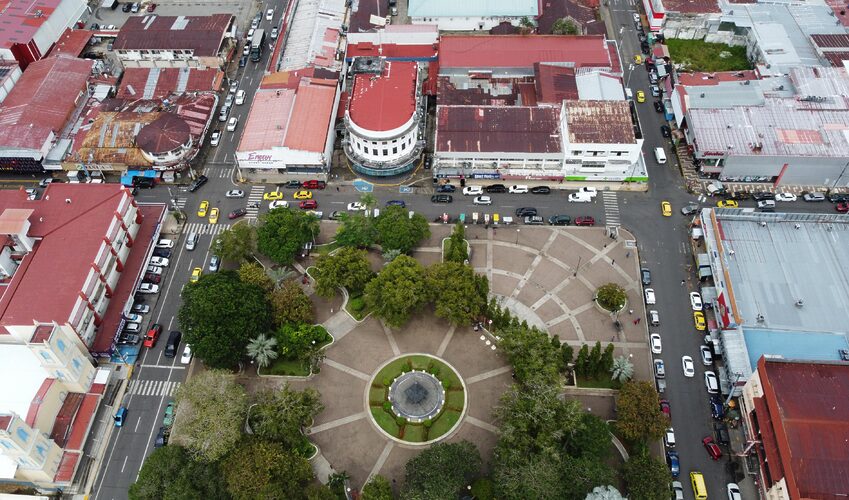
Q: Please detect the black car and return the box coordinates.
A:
[710,396,724,420]
[436,184,456,193]
[530,186,551,194]
[548,214,571,226]
[117,334,139,345]
[640,41,650,54]
[154,427,170,448]
[282,180,302,189]
[385,200,406,207]
[713,422,730,445]
[485,184,507,193]
[640,268,651,286]
[725,191,749,201]
[524,216,544,225]
[431,194,452,203]
[653,101,664,113]
[153,247,171,258]
[752,192,775,201]
[164,330,182,358]
[423,156,432,170]
[515,207,537,217]
[828,193,849,203]
[660,125,671,138]
[187,175,208,193]
[122,2,132,11]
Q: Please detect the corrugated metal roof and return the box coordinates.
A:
[0,0,65,48]
[435,105,562,154]
[439,35,612,70]
[564,100,635,144]
[348,61,418,132]
[113,14,232,56]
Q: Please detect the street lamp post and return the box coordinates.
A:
[515,228,520,244]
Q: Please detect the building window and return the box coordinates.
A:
[15,428,29,441]
[372,148,378,155]
[57,339,66,352]
[73,358,82,370]
[40,351,51,361]
[572,151,582,156]
[393,147,398,154]
[383,149,388,156]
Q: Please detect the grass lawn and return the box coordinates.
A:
[369,386,386,404]
[370,407,400,437]
[403,424,427,442]
[577,376,621,390]
[446,389,465,409]
[314,241,342,256]
[429,409,461,437]
[345,292,370,321]
[667,39,751,72]
[266,357,310,376]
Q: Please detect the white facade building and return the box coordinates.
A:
[407,0,538,31]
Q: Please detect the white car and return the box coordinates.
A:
[180,344,193,364]
[155,239,174,249]
[225,189,245,198]
[138,283,160,294]
[682,356,695,377]
[509,185,528,194]
[124,313,143,323]
[700,345,713,366]
[243,44,250,56]
[649,309,660,326]
[705,370,719,393]
[149,256,169,267]
[224,94,234,107]
[226,117,238,132]
[577,187,598,198]
[568,193,592,203]
[775,193,797,202]
[644,288,656,304]
[654,359,665,378]
[632,12,641,23]
[266,8,274,20]
[690,292,703,311]
[247,28,255,39]
[473,195,492,205]
[269,200,289,209]
[270,27,279,39]
[672,481,684,500]
[664,428,676,448]
[235,89,246,105]
[462,186,483,196]
[210,129,221,147]
[650,333,662,354]
[727,483,742,500]
[146,265,163,275]
[347,202,366,211]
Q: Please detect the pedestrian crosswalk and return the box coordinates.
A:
[182,222,231,236]
[602,191,620,227]
[215,167,235,179]
[128,379,181,397]
[246,185,265,220]
[175,197,188,209]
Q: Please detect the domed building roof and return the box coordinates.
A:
[136,114,191,155]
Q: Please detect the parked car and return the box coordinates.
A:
[661,125,671,138]
[654,359,665,378]
[293,190,313,200]
[270,27,279,39]
[164,330,182,358]
[436,184,456,193]
[143,324,162,348]
[235,89,246,105]
[650,333,662,354]
[681,203,699,215]
[180,344,193,364]
[775,192,797,202]
[149,256,169,267]
[155,239,174,249]
[700,345,714,366]
[523,216,544,225]
[715,422,731,446]
[188,175,208,192]
[226,117,238,132]
[143,273,161,284]
[303,180,326,189]
[672,481,684,500]
[132,303,150,314]
[664,428,676,448]
[717,200,738,208]
[694,311,706,331]
[485,184,507,193]
[690,292,703,311]
[752,192,775,201]
[682,356,695,377]
[153,247,171,258]
[548,214,571,226]
[530,186,551,194]
[509,185,529,194]
[705,371,719,394]
[299,200,318,209]
[146,265,162,275]
[515,207,537,217]
[431,194,452,203]
[146,2,156,11]
[123,321,141,333]
[138,283,160,294]
[114,407,128,427]
[264,190,283,200]
[154,427,169,448]
[641,267,651,285]
[473,195,492,205]
[645,288,656,305]
[666,451,680,478]
[347,202,366,211]
[829,193,849,203]
[649,310,660,326]
[118,334,139,345]
[462,186,483,196]
[836,202,849,213]
[803,192,826,202]
[702,436,722,460]
[239,55,248,67]
[282,180,302,189]
[210,129,221,146]
[329,211,345,220]
[574,216,595,226]
[208,255,220,272]
[385,200,406,207]
[660,399,671,418]
[653,101,664,113]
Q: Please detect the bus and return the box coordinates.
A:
[250,28,265,62]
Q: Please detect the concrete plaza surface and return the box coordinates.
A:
[277,222,650,490]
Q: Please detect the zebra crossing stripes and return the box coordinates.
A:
[182,222,230,236]
[246,185,265,219]
[175,197,188,209]
[128,379,181,397]
[602,191,621,227]
[216,167,235,179]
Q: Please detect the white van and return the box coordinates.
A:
[568,192,593,203]
[654,147,667,164]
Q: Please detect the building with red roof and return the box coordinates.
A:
[740,357,849,499]
[115,67,223,100]
[343,59,424,176]
[0,0,88,68]
[0,55,92,174]
[346,25,439,62]
[0,63,23,105]
[45,28,92,58]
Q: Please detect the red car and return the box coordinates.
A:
[660,399,671,418]
[302,180,326,190]
[702,436,722,460]
[143,273,161,284]
[836,202,849,213]
[146,2,156,11]
[143,324,162,348]
[574,216,595,226]
[229,208,247,219]
[299,200,318,209]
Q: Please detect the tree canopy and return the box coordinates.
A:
[402,441,481,500]
[238,261,275,293]
[615,381,668,443]
[213,222,257,263]
[274,323,330,361]
[497,324,564,386]
[551,18,579,35]
[270,280,314,326]
[257,208,319,265]
[222,438,314,500]
[623,453,672,500]
[426,262,488,326]
[249,384,324,455]
[179,271,272,368]
[313,247,374,298]
[129,445,228,500]
[374,205,430,254]
[443,223,469,263]
[335,214,378,249]
[174,370,247,462]
[361,475,394,500]
[364,255,427,327]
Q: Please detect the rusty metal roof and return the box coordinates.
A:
[757,358,849,498]
[435,105,562,154]
[114,14,233,56]
[563,100,635,144]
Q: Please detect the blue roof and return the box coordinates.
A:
[743,328,849,368]
[408,0,538,18]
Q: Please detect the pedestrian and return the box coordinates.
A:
[611,259,615,265]
[626,251,631,258]
[681,279,686,286]
[633,319,638,325]
[628,309,634,315]
[636,317,641,324]
[336,186,339,192]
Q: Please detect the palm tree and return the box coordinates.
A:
[359,193,377,209]
[247,334,279,368]
[610,356,634,383]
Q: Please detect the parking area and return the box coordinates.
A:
[90,0,259,33]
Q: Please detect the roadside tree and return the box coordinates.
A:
[257,208,319,265]
[443,222,469,263]
[364,255,427,327]
[129,445,228,500]
[623,453,672,500]
[615,381,668,443]
[402,441,481,500]
[249,384,324,455]
[426,262,488,326]
[238,261,274,293]
[497,324,562,386]
[270,279,314,325]
[179,271,272,368]
[374,206,430,253]
[174,370,247,462]
[313,247,374,298]
[212,222,257,263]
[335,214,378,249]
[222,438,313,500]
[362,475,394,500]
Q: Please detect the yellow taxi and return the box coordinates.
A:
[263,190,283,201]
[293,190,313,200]
[716,200,738,208]
[661,201,672,217]
[694,311,706,331]
[636,90,646,103]
[197,200,209,217]
[209,207,219,224]
[190,267,202,283]
[634,54,642,64]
